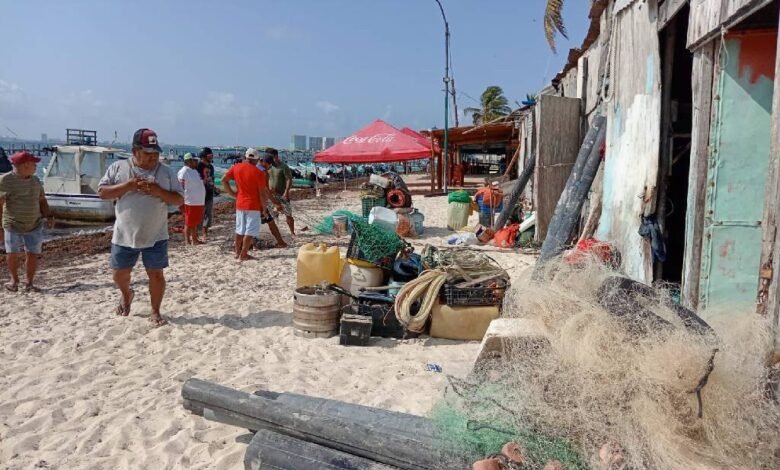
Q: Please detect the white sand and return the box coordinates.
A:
[0,192,533,470]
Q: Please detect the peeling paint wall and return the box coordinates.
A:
[595,0,662,283]
[699,31,777,309]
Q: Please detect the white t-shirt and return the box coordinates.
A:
[177,166,206,206]
[99,159,182,249]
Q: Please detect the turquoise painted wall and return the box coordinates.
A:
[700,32,776,310]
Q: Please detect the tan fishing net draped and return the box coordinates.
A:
[434,260,780,469]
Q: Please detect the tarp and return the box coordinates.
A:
[314,119,433,164]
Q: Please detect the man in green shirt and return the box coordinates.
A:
[265,147,295,236]
[0,151,53,292]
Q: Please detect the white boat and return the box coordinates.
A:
[44,145,119,222]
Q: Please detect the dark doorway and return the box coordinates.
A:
[656,5,693,285]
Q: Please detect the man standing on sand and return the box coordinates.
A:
[196,147,217,240]
[98,128,183,327]
[222,148,269,261]
[0,151,53,292]
[257,153,288,248]
[177,153,206,245]
[266,147,295,237]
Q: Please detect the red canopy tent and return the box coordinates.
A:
[400,127,440,153]
[314,119,433,164]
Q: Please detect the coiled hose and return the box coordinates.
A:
[394,270,449,332]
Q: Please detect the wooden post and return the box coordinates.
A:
[436,146,444,191]
[756,14,780,352]
[681,41,717,310]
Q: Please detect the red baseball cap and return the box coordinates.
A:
[132,128,163,152]
[10,151,41,165]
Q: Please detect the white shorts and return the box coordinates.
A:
[235,210,261,237]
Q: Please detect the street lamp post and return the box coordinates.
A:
[433,0,450,193]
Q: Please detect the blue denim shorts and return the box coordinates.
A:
[110,239,169,270]
[4,225,44,254]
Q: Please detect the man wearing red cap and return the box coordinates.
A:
[0,151,53,292]
[98,128,183,327]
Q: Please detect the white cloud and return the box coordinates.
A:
[316,100,340,114]
[201,91,251,119]
[0,80,22,102]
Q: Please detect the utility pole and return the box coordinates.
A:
[451,77,460,127]
[433,0,450,193]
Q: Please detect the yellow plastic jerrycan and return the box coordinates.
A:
[297,243,342,288]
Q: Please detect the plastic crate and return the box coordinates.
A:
[442,278,509,307]
[361,197,387,219]
[346,231,396,271]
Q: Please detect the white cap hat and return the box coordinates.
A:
[245,148,260,160]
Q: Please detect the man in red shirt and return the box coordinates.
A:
[222,148,268,261]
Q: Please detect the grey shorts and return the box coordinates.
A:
[199,198,214,229]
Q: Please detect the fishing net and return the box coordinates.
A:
[433,259,780,469]
[314,210,361,235]
[347,217,406,265]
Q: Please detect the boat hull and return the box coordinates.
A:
[46,194,115,222]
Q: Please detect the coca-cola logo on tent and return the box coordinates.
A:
[343,133,395,144]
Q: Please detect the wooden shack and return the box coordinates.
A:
[536,0,780,349]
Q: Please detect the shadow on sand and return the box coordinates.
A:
[167,309,291,330]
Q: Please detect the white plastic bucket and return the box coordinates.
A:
[368,206,398,232]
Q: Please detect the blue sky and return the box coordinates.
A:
[0,0,590,147]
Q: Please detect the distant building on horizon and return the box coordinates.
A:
[290,134,307,151]
[41,133,48,144]
[309,136,323,152]
[324,137,336,149]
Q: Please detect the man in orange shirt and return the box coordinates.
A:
[221,148,268,261]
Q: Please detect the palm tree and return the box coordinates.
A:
[464,86,513,126]
[544,0,568,53]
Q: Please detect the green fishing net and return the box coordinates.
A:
[315,211,405,264]
[349,216,405,263]
[432,380,587,469]
[314,210,361,235]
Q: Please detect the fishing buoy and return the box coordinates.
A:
[386,189,408,208]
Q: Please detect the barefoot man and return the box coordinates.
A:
[98,128,183,327]
[222,148,268,261]
[0,151,53,292]
[266,147,295,236]
[196,147,217,240]
[177,153,206,245]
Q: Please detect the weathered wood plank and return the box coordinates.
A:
[534,95,582,241]
[182,379,443,470]
[756,14,780,352]
[687,0,773,49]
[596,0,661,283]
[245,430,400,470]
[659,0,689,31]
[681,41,717,310]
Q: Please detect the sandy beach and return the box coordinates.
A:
[0,187,533,470]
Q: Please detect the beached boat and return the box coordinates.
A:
[44,145,119,222]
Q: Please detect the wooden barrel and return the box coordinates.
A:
[293,286,341,338]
